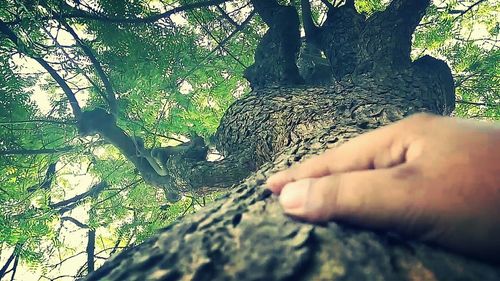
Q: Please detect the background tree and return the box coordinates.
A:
[0,0,498,280]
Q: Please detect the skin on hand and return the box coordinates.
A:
[266,113,500,263]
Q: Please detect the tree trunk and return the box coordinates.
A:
[85,0,500,280]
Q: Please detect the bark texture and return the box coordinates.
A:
[85,0,500,280]
[86,83,499,281]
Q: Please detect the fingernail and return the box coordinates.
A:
[279,181,309,210]
[265,176,276,187]
[266,173,285,192]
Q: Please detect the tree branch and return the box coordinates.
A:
[452,0,487,22]
[26,161,58,193]
[61,216,89,228]
[108,234,123,257]
[6,0,232,25]
[48,251,85,269]
[190,11,246,68]
[9,255,19,281]
[37,22,111,108]
[250,0,281,25]
[0,251,15,278]
[0,20,82,118]
[355,0,431,72]
[0,244,21,279]
[0,119,76,125]
[77,109,167,183]
[166,152,254,191]
[245,0,303,87]
[456,100,499,108]
[59,20,118,115]
[301,0,320,43]
[345,0,355,8]
[86,228,96,273]
[176,10,255,86]
[216,5,239,28]
[51,181,108,213]
[0,147,74,156]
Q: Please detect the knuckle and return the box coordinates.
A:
[403,113,439,136]
[327,174,346,218]
[302,177,339,222]
[391,164,421,181]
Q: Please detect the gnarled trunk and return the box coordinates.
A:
[85,0,500,280]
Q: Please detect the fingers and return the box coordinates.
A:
[277,166,422,231]
[265,132,390,193]
[266,152,336,193]
[267,113,436,194]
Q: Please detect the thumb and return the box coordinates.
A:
[278,166,422,232]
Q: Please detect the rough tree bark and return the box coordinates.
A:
[85,0,500,280]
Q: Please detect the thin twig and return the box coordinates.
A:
[5,0,232,25]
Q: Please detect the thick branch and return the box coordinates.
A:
[77,108,250,192]
[86,229,96,273]
[77,109,168,186]
[166,153,254,192]
[250,0,281,25]
[356,0,431,73]
[0,20,82,118]
[245,0,303,87]
[0,244,21,279]
[62,216,89,228]
[51,181,108,213]
[317,0,365,80]
[301,0,319,43]
[27,162,57,193]
[345,0,355,7]
[9,255,19,281]
[60,21,118,115]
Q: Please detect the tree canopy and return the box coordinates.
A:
[0,0,498,279]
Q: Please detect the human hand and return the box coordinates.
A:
[266,113,500,263]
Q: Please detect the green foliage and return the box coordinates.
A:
[413,0,500,120]
[355,0,387,15]
[0,53,63,265]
